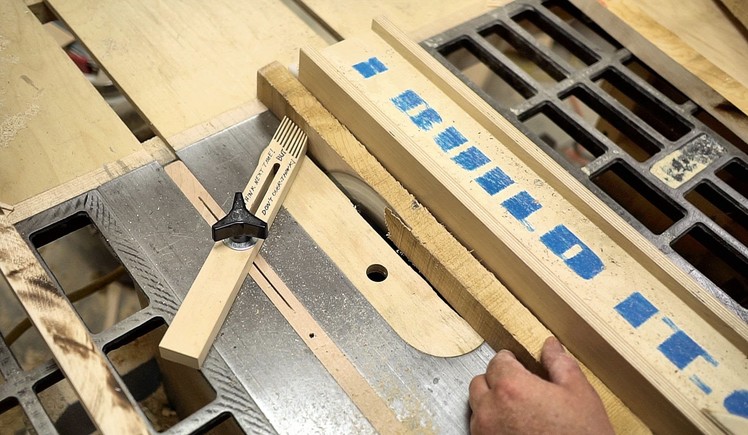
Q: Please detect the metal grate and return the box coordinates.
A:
[422,0,748,321]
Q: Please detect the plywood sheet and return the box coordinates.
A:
[46,0,328,142]
[0,0,142,205]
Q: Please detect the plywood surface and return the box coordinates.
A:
[0,0,143,205]
[299,23,748,432]
[45,0,328,143]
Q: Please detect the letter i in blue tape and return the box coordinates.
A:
[353,57,388,79]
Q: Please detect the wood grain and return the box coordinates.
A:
[257,61,647,433]
[718,0,748,32]
[45,0,328,143]
[0,214,148,434]
[298,21,748,432]
[0,0,143,206]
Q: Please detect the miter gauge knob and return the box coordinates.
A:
[211,192,268,251]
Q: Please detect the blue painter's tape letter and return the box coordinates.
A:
[475,167,514,195]
[391,90,443,131]
[501,191,542,231]
[658,326,717,370]
[353,57,388,79]
[539,225,604,280]
[435,126,468,152]
[725,390,748,418]
[615,292,658,328]
[453,146,491,171]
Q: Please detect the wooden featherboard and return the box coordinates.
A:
[0,213,148,434]
[257,61,647,433]
[297,18,748,433]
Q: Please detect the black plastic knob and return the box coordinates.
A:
[211,192,268,244]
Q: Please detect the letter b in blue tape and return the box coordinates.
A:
[540,225,604,279]
[353,57,388,79]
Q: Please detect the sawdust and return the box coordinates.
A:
[0,102,40,150]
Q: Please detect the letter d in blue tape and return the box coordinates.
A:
[540,225,604,280]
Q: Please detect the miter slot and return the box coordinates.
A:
[30,212,149,335]
[0,398,35,434]
[716,159,748,199]
[671,225,748,307]
[685,181,748,248]
[592,161,685,234]
[0,273,53,372]
[35,370,97,434]
[106,319,217,432]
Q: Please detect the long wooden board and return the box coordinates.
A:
[257,61,647,433]
[0,0,143,206]
[45,0,329,145]
[0,214,148,434]
[298,19,748,433]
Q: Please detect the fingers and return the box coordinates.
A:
[541,336,586,387]
[485,349,527,388]
[468,375,489,410]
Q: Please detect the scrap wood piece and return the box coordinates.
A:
[256,61,647,433]
[0,214,148,434]
[296,18,748,433]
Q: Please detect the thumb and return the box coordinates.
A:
[541,336,586,387]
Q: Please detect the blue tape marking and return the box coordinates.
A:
[539,225,605,280]
[434,126,468,152]
[658,325,717,370]
[725,390,748,418]
[391,90,443,131]
[475,167,515,195]
[353,57,388,79]
[501,191,542,231]
[614,292,658,328]
[689,375,712,395]
[452,146,490,171]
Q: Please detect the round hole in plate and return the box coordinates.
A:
[366,264,388,282]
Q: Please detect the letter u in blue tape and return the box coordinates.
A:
[540,225,604,280]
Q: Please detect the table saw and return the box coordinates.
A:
[1,0,748,434]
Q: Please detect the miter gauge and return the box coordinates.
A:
[159,117,307,369]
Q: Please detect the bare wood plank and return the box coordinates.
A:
[257,61,647,433]
[160,119,306,369]
[718,0,748,31]
[0,214,148,434]
[298,21,748,432]
[45,0,328,143]
[0,0,143,206]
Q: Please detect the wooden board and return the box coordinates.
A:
[0,0,143,206]
[295,0,496,41]
[0,214,148,434]
[298,20,748,433]
[257,61,648,433]
[718,0,748,32]
[45,0,329,144]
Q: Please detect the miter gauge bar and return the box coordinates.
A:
[159,117,307,369]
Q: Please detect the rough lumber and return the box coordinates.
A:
[0,214,148,434]
[297,19,748,432]
[0,0,143,206]
[45,0,328,143]
[257,61,647,433]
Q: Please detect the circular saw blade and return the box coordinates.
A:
[328,172,391,235]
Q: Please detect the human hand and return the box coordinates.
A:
[469,336,614,434]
